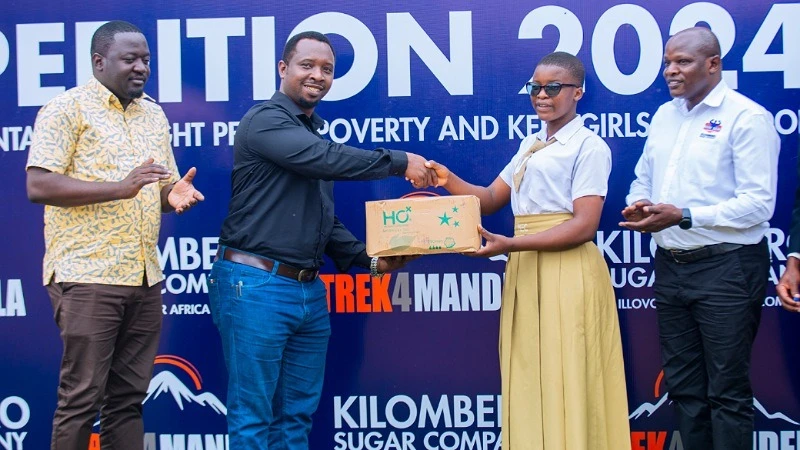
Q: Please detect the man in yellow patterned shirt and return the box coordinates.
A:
[25,21,204,450]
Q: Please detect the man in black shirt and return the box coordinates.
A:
[208,31,431,448]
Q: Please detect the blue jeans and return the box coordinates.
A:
[208,249,330,449]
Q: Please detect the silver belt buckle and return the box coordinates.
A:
[668,248,688,263]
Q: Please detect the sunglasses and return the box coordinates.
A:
[525,82,581,97]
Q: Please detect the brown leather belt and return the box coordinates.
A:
[219,248,319,282]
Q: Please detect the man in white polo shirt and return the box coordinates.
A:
[620,27,779,450]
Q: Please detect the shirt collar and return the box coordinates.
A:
[270,91,325,129]
[673,79,728,113]
[87,77,153,110]
[538,114,585,144]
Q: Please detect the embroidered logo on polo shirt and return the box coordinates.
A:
[699,119,722,139]
[703,119,722,132]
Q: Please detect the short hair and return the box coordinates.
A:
[91,21,143,56]
[673,27,721,58]
[536,51,585,85]
[282,31,335,63]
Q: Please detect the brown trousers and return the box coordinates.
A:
[46,280,162,450]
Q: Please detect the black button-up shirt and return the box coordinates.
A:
[219,92,408,270]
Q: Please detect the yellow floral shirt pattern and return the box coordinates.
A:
[26,77,180,287]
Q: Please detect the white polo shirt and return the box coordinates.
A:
[626,80,780,250]
[500,115,612,216]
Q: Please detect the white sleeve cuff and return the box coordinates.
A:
[689,206,716,228]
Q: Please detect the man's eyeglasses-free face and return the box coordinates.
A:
[525,82,581,97]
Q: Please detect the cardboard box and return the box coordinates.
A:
[365,195,482,256]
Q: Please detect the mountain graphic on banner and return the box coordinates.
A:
[144,371,227,415]
[629,394,798,425]
[754,398,799,425]
[629,393,671,420]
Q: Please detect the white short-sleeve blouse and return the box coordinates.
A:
[499,115,612,216]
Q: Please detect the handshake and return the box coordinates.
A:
[404,152,448,189]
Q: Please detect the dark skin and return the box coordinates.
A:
[619,200,682,234]
[619,27,721,234]
[777,257,800,313]
[26,32,204,214]
[423,163,604,257]
[28,160,204,214]
[278,38,419,273]
[424,64,604,257]
[277,38,435,189]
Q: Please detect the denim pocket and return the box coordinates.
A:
[233,263,276,291]
[208,260,239,324]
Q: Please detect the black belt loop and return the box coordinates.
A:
[657,243,744,264]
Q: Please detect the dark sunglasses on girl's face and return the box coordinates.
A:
[525,82,581,97]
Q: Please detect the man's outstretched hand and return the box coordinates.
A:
[167,167,205,214]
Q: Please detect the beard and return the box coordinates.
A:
[127,87,145,99]
[295,96,321,111]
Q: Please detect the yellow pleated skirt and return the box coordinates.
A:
[501,213,630,450]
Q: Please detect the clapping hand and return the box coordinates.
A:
[619,201,681,234]
[119,158,171,199]
[168,167,205,214]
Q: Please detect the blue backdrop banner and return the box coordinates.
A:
[2,1,799,449]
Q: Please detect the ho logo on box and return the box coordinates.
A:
[382,207,412,225]
[382,191,442,226]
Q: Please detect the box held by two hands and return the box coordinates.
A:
[365,195,482,257]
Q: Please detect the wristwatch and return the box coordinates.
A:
[678,208,692,230]
[370,257,384,278]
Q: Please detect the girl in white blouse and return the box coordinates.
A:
[427,52,630,450]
